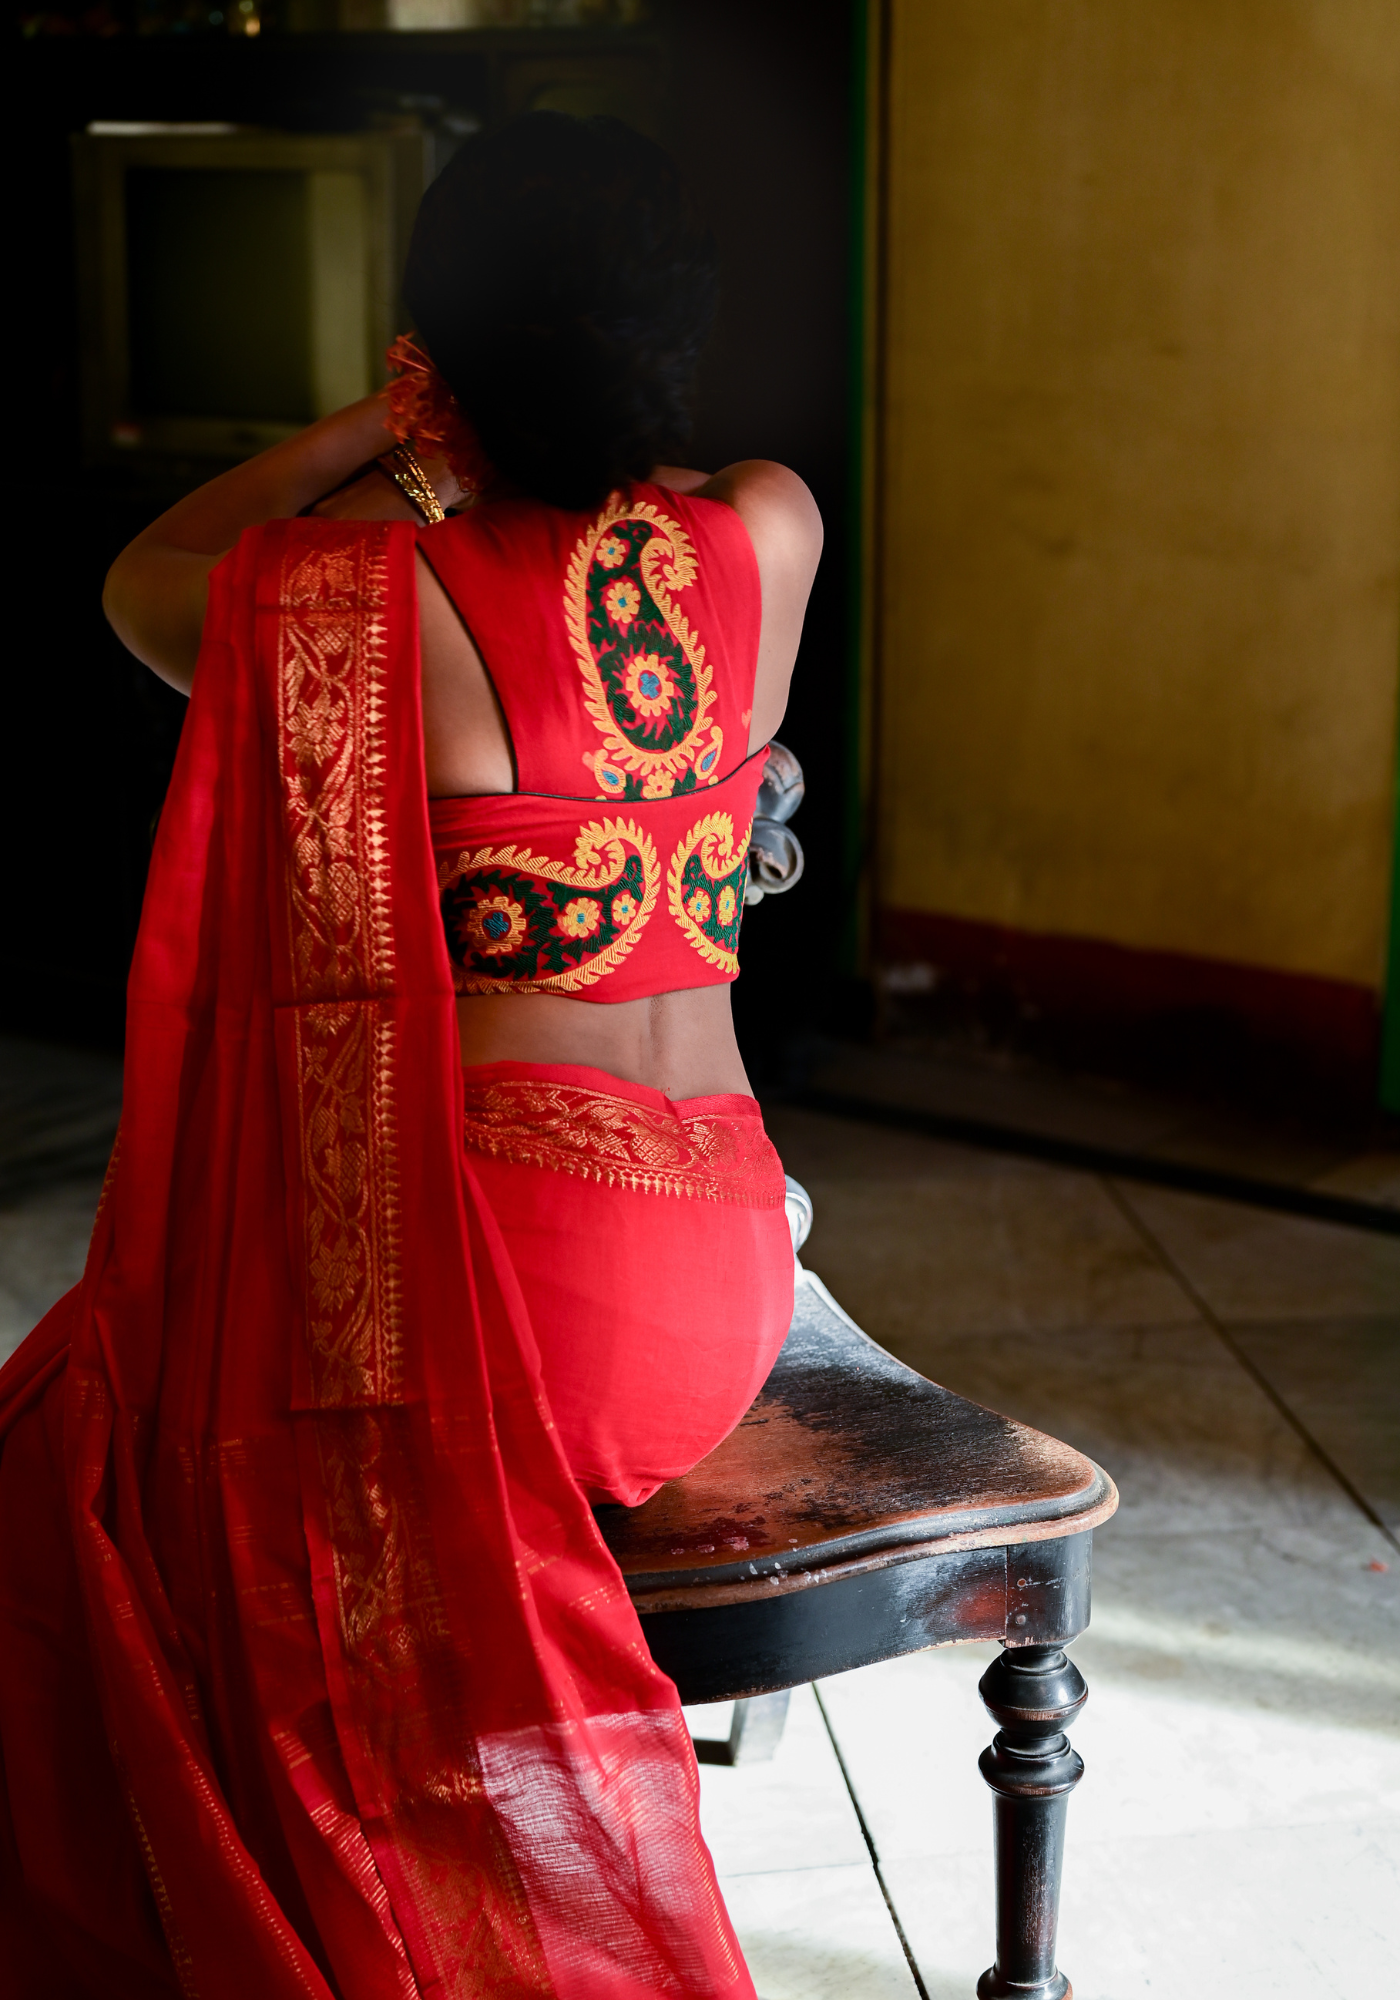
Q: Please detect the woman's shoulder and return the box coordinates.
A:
[654,458,818,521]
[653,461,822,571]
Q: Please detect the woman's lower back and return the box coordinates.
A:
[456,982,753,1101]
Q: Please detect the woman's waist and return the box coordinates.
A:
[462,1056,759,1121]
[455,983,751,1103]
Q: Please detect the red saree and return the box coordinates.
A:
[0,520,758,1999]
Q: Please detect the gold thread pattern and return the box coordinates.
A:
[564,495,723,800]
[461,1077,785,1207]
[275,531,403,1406]
[317,1411,451,1669]
[273,525,553,1984]
[117,1762,202,1999]
[314,1412,550,1993]
[438,817,660,995]
[666,812,751,976]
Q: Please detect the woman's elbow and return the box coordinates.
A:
[103,548,200,696]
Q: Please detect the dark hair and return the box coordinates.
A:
[403,113,719,512]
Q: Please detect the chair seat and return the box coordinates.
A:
[599,1245,1114,1994]
[598,1267,1117,1702]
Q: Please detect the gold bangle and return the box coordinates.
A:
[378,441,447,525]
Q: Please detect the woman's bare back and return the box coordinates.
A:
[315,457,822,1098]
[103,395,821,1100]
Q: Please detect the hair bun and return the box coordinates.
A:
[404,113,718,512]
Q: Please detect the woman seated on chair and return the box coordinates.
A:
[0,113,820,1998]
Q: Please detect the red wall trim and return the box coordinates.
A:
[878,905,1381,1093]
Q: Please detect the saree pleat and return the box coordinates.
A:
[0,518,754,1999]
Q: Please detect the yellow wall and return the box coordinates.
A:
[878,0,1400,986]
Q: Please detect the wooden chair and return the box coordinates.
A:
[599,1208,1118,2000]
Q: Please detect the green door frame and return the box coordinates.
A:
[842,0,888,980]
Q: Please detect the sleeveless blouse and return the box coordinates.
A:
[419,483,766,1004]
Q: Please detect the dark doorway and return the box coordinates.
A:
[6,3,859,1075]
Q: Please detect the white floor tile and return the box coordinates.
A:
[720,1863,921,2000]
[795,1172,1188,1342]
[884,1816,1400,1998]
[817,1636,1400,1869]
[816,1646,1000,1864]
[1087,1522,1400,1732]
[1119,1183,1400,1321]
[0,1175,101,1366]
[694,1683,870,1877]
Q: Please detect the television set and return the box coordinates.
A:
[73,123,429,465]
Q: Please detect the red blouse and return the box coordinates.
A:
[419,482,766,1004]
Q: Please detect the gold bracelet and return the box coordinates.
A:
[378,441,447,525]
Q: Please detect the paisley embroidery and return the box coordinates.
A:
[667,812,750,975]
[565,496,724,802]
[439,819,659,994]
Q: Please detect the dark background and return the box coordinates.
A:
[5,1,861,1083]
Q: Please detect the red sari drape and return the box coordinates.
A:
[0,519,755,1999]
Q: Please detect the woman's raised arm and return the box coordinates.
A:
[703,461,823,753]
[103,393,428,695]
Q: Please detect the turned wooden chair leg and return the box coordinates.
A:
[975,1643,1087,2000]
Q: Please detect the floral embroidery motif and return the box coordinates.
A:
[460,1078,786,1207]
[603,577,641,626]
[565,496,724,802]
[558,897,602,939]
[462,893,527,957]
[622,652,677,719]
[667,812,751,975]
[439,819,659,993]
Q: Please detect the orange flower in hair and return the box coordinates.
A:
[385,333,494,500]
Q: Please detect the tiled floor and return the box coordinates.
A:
[0,1170,109,1358]
[802,1036,1400,1206]
[2,1042,1397,1994]
[692,1105,1400,1998]
[0,1033,120,1360]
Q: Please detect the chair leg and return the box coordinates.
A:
[691,1688,791,1766]
[975,1644,1087,2000]
[728,1688,791,1763]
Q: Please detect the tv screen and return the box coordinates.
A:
[74,127,426,464]
[127,168,315,426]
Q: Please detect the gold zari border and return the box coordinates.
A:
[461,1077,785,1207]
[276,531,404,1406]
